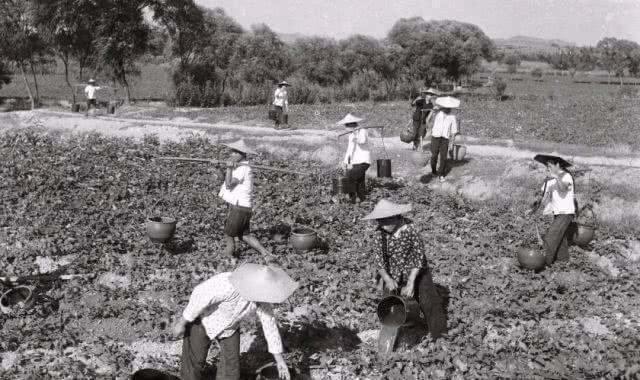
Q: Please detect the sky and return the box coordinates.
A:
[195,0,640,45]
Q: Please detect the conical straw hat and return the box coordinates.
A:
[533,154,572,168]
[223,139,258,155]
[336,113,363,126]
[362,199,412,220]
[229,263,299,303]
[422,87,440,95]
[435,96,461,109]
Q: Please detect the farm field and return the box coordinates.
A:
[1,117,640,379]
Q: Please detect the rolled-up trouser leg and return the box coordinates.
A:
[543,214,574,265]
[181,320,211,380]
[216,329,240,380]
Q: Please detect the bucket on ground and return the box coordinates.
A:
[290,227,318,251]
[376,159,392,178]
[0,286,34,314]
[72,103,81,113]
[449,144,467,161]
[108,102,116,114]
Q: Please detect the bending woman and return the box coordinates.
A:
[363,199,448,340]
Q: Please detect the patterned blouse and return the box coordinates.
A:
[372,221,427,284]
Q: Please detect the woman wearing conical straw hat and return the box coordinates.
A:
[430,96,460,182]
[272,81,290,130]
[218,140,272,262]
[173,263,298,380]
[411,87,439,150]
[528,154,576,266]
[363,199,448,340]
[338,113,371,203]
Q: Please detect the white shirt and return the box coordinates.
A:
[431,111,458,139]
[84,85,100,100]
[273,87,288,108]
[218,162,252,207]
[182,272,283,354]
[541,173,575,215]
[343,128,371,165]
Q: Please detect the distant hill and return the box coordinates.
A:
[493,35,576,55]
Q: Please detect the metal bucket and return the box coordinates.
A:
[282,113,289,125]
[108,102,116,114]
[0,286,34,314]
[268,109,277,121]
[377,159,392,178]
[377,295,422,327]
[72,103,80,113]
[332,177,355,195]
[449,144,467,161]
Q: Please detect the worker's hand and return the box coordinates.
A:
[225,161,236,169]
[385,277,399,292]
[273,353,290,380]
[400,283,415,298]
[172,317,187,338]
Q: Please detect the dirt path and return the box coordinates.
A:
[3,110,639,170]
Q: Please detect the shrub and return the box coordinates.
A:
[616,85,638,98]
[531,68,543,78]
[493,77,507,100]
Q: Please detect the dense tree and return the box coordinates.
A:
[151,0,203,69]
[0,60,10,90]
[32,0,100,103]
[596,37,640,82]
[232,24,290,86]
[0,0,47,109]
[502,53,521,73]
[94,0,150,104]
[291,37,343,86]
[388,18,494,84]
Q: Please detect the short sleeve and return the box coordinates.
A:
[233,166,249,183]
[449,116,458,135]
[560,172,573,190]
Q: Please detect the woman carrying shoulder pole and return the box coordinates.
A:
[338,113,371,204]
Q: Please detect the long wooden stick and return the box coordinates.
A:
[337,125,385,137]
[0,273,92,283]
[158,156,310,176]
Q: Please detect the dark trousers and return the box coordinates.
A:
[430,137,449,176]
[384,268,448,341]
[181,320,240,380]
[346,163,369,202]
[86,99,97,112]
[274,106,283,128]
[543,214,574,265]
[412,120,427,149]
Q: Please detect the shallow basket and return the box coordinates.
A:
[146,216,177,243]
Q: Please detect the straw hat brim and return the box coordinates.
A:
[336,113,363,125]
[435,96,460,108]
[223,140,258,155]
[423,87,439,95]
[229,263,299,303]
[278,81,291,86]
[534,154,572,168]
[362,200,412,220]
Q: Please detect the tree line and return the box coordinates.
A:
[498,38,640,80]
[0,0,638,109]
